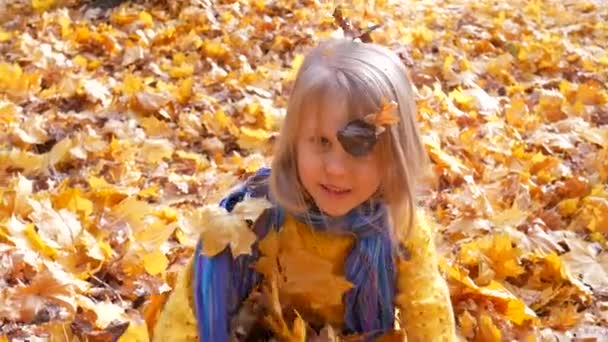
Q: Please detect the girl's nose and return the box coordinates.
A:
[323,149,348,177]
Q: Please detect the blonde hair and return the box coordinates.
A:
[269,39,429,240]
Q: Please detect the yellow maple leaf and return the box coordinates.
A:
[201,40,228,60]
[0,101,18,124]
[440,259,538,325]
[185,197,270,257]
[111,9,139,26]
[279,248,353,308]
[169,64,194,78]
[76,229,106,262]
[4,174,34,217]
[536,90,566,122]
[487,53,514,80]
[255,230,280,274]
[138,116,171,137]
[255,216,354,327]
[0,63,37,99]
[138,138,174,164]
[176,77,193,103]
[231,197,273,221]
[143,250,169,276]
[31,0,55,12]
[53,188,94,218]
[138,11,154,28]
[199,213,256,257]
[202,108,235,134]
[5,149,45,175]
[175,150,210,171]
[576,80,607,105]
[423,133,469,177]
[558,198,580,217]
[450,88,474,111]
[580,197,608,233]
[259,276,307,342]
[459,310,476,338]
[122,73,144,95]
[476,312,501,342]
[44,137,73,171]
[491,204,528,228]
[0,29,12,43]
[118,315,150,342]
[459,233,525,280]
[134,218,175,249]
[410,26,434,48]
[73,54,88,69]
[505,97,529,129]
[138,184,160,199]
[24,223,58,259]
[238,126,272,150]
[111,197,153,230]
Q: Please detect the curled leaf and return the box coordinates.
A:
[363,98,400,133]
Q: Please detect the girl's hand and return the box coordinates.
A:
[229,290,265,341]
[261,277,306,342]
[230,277,306,342]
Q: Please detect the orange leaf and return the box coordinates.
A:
[363,98,399,128]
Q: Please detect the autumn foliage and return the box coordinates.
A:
[0,0,607,341]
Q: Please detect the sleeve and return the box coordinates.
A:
[152,167,276,342]
[152,256,199,342]
[152,241,236,342]
[395,211,456,342]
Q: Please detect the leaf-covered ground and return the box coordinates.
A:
[1,0,607,340]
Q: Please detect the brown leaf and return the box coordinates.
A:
[9,267,79,323]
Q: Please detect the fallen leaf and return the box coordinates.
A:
[28,199,82,249]
[476,312,502,342]
[184,200,262,258]
[561,239,608,296]
[82,79,112,106]
[77,296,127,329]
[142,250,168,276]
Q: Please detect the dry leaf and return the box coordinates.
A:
[2,0,608,339]
[363,98,399,131]
[28,199,82,249]
[184,198,268,257]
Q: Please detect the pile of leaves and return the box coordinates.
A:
[0,0,607,340]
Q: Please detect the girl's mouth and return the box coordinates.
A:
[320,184,351,196]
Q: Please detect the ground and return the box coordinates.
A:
[0,0,607,341]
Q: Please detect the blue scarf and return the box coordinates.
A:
[193,168,396,341]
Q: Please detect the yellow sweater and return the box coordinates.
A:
[153,212,456,342]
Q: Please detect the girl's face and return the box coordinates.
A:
[296,102,383,217]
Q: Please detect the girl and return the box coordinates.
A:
[153,39,456,341]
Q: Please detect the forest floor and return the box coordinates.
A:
[0,0,607,341]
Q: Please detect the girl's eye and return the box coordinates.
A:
[310,136,331,149]
[318,137,331,147]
